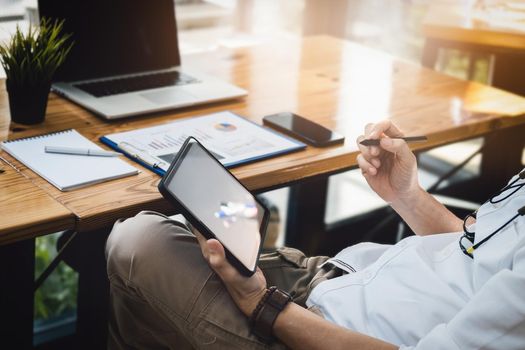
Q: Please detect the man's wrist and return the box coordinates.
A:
[249,286,293,343]
[238,287,269,317]
[390,186,426,212]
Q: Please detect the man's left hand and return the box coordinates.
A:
[194,230,268,317]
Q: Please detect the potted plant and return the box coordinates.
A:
[0,18,73,125]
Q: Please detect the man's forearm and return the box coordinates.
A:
[273,303,397,350]
[390,186,463,235]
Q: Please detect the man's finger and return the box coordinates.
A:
[379,138,412,160]
[207,239,228,272]
[364,123,374,136]
[357,135,378,159]
[359,131,381,156]
[193,229,210,258]
[357,154,377,176]
[194,229,206,245]
[206,239,240,282]
[369,120,404,138]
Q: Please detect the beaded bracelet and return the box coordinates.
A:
[249,286,276,327]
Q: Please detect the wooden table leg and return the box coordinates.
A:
[0,238,35,350]
[491,52,525,96]
[421,38,440,69]
[480,125,525,194]
[482,52,525,191]
[285,177,328,256]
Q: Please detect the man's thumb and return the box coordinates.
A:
[207,239,226,269]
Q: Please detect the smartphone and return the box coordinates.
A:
[158,137,269,277]
[263,112,345,147]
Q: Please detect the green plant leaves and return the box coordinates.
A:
[34,233,78,320]
[0,17,74,87]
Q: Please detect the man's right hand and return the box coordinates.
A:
[356,120,421,205]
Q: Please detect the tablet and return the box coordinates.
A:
[158,137,269,276]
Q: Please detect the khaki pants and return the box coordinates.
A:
[106,211,343,349]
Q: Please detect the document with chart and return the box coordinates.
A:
[100,111,306,175]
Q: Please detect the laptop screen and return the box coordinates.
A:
[38,0,181,82]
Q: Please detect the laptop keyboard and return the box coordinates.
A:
[74,71,200,97]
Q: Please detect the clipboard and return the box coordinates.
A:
[100,111,306,176]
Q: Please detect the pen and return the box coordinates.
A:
[45,146,121,157]
[117,142,169,170]
[359,136,428,147]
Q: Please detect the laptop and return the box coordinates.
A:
[38,0,247,120]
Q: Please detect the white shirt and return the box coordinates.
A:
[307,170,525,349]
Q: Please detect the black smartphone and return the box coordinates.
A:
[263,112,345,147]
[158,137,269,277]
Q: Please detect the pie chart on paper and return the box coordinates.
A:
[214,122,237,132]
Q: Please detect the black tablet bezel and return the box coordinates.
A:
[158,136,269,276]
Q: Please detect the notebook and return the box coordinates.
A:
[1,129,139,191]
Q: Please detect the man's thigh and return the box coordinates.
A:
[107,211,331,349]
[259,248,332,306]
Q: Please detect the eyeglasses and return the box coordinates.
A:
[490,183,525,204]
[459,208,524,258]
[459,170,525,259]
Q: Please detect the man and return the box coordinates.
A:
[106,120,525,349]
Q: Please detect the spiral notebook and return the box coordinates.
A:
[1,129,139,191]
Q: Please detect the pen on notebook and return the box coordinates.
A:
[45,146,121,157]
[359,136,428,147]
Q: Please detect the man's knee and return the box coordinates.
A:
[106,211,218,324]
[106,211,193,282]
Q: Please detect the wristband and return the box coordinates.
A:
[250,286,293,343]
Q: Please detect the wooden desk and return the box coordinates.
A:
[0,160,74,244]
[2,35,525,347]
[3,36,525,233]
[422,3,525,93]
[0,158,75,349]
[423,3,525,51]
[422,4,525,191]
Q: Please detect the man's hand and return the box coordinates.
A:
[356,120,421,205]
[194,230,267,317]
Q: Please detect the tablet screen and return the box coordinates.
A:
[164,139,264,272]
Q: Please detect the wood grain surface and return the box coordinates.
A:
[423,4,525,50]
[2,35,525,233]
[0,159,75,244]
